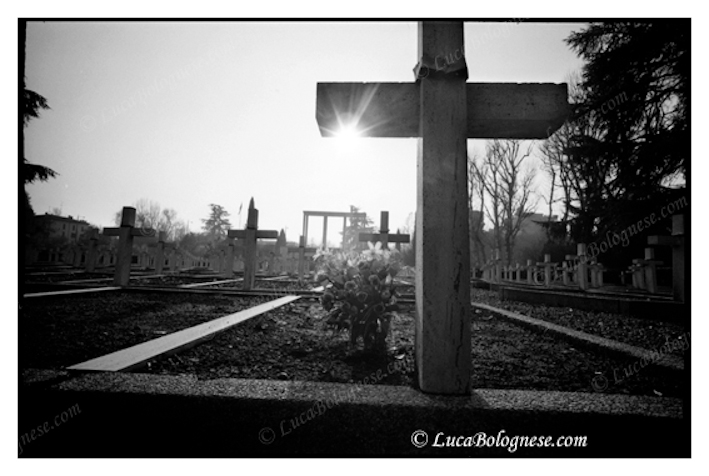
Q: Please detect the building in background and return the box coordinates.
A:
[25,213,95,265]
[32,213,92,242]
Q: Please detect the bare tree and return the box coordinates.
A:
[539,72,616,243]
[470,140,536,265]
[113,199,187,241]
[467,151,489,267]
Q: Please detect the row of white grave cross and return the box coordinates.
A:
[92,200,410,291]
[481,243,605,290]
[631,214,685,302]
[480,214,685,303]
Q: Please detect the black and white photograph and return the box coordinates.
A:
[14,4,697,467]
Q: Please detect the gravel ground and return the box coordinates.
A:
[20,288,686,397]
[471,288,689,356]
[20,292,256,369]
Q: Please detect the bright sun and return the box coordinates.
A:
[335,123,361,141]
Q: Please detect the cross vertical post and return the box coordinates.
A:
[243,202,258,288]
[155,232,167,274]
[342,219,347,250]
[322,216,328,249]
[225,238,235,277]
[577,243,589,290]
[414,21,471,394]
[298,236,308,279]
[85,229,98,273]
[113,207,135,286]
[275,229,287,273]
[672,215,685,302]
[648,214,685,302]
[526,259,534,284]
[358,211,410,250]
[379,211,390,248]
[227,198,278,289]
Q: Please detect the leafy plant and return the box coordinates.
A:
[314,242,401,352]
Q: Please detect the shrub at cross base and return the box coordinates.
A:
[314,242,401,352]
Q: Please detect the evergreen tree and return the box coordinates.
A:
[201,204,232,240]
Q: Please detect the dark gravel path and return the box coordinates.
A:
[471,288,689,356]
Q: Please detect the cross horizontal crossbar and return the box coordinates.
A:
[103,227,156,238]
[228,230,279,239]
[648,236,682,247]
[67,295,301,372]
[302,211,367,218]
[359,233,410,244]
[317,82,569,139]
[288,247,317,253]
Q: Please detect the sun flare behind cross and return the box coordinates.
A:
[334,122,362,142]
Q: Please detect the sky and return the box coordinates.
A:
[24,20,587,247]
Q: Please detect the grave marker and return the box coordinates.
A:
[648,214,685,301]
[358,211,410,249]
[298,235,317,280]
[526,259,534,285]
[85,229,99,273]
[316,21,568,394]
[589,260,605,288]
[536,254,556,287]
[492,249,502,283]
[155,232,176,274]
[227,198,278,290]
[274,229,288,273]
[102,207,156,286]
[565,244,589,290]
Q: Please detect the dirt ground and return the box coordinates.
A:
[20,288,685,397]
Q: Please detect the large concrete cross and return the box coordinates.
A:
[316,21,568,394]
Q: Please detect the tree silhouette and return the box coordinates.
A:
[469,140,536,266]
[201,203,232,240]
[564,21,688,241]
[21,21,58,221]
[341,205,374,251]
